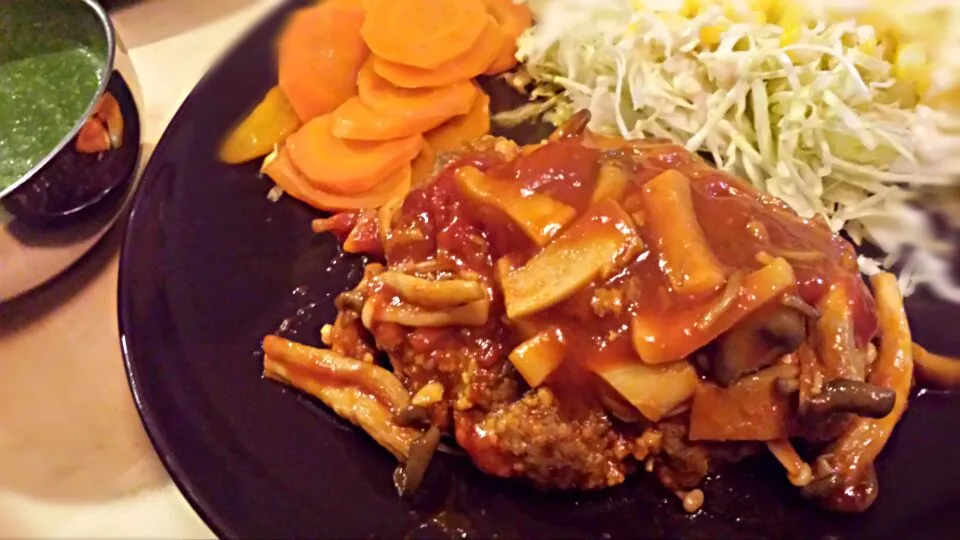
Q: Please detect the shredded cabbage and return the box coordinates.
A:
[517,0,960,300]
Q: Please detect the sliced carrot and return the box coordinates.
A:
[360,0,487,69]
[331,97,457,141]
[424,90,491,153]
[219,86,301,164]
[410,142,437,186]
[263,146,412,211]
[372,15,502,89]
[356,60,477,118]
[482,0,533,75]
[278,3,369,121]
[286,114,423,194]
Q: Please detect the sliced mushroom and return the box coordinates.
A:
[455,166,577,246]
[374,298,491,327]
[508,328,566,388]
[549,109,591,141]
[262,335,410,411]
[806,379,896,419]
[591,160,629,203]
[502,198,638,319]
[394,404,431,427]
[336,290,366,312]
[712,306,806,386]
[801,472,842,499]
[594,358,699,423]
[378,271,486,309]
[394,425,442,497]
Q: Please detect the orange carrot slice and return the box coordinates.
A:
[356,60,477,119]
[263,146,413,211]
[286,114,423,194]
[360,0,488,69]
[483,0,533,74]
[372,15,502,89]
[278,3,369,121]
[332,96,464,141]
[424,90,491,153]
[410,142,437,186]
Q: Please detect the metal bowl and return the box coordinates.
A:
[0,0,116,207]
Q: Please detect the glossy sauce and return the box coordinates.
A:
[380,136,877,395]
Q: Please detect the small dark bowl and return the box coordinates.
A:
[0,0,123,226]
[2,71,141,227]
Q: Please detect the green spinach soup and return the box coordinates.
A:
[0,0,108,191]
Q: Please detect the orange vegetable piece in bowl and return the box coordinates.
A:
[356,61,477,119]
[76,92,123,154]
[360,0,488,69]
[372,15,502,89]
[278,2,369,121]
[262,146,413,212]
[286,114,423,194]
[424,91,491,153]
[483,0,533,75]
[218,86,302,164]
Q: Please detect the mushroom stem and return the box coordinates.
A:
[807,379,895,419]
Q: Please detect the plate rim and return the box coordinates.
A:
[114,1,960,538]
[115,3,294,537]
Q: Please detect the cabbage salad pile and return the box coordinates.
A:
[515,0,960,300]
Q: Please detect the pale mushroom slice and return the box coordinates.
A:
[508,327,566,387]
[593,357,699,422]
[502,198,639,319]
[455,166,577,247]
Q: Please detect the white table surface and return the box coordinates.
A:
[0,1,283,536]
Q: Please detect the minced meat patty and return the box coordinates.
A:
[322,133,769,495]
[455,388,633,490]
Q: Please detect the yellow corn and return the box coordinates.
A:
[858,34,878,58]
[779,23,802,62]
[878,80,919,108]
[700,22,729,47]
[777,4,812,63]
[924,86,960,111]
[895,42,931,97]
[753,0,781,22]
[680,0,703,18]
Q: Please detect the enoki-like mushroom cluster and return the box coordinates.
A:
[262,111,958,513]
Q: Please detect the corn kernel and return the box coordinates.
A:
[700,22,729,47]
[752,0,780,22]
[878,80,919,108]
[777,3,807,27]
[924,86,960,111]
[859,11,893,36]
[680,0,703,18]
[779,23,803,62]
[858,35,878,57]
[895,42,931,97]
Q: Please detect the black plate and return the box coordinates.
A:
[118,2,960,538]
